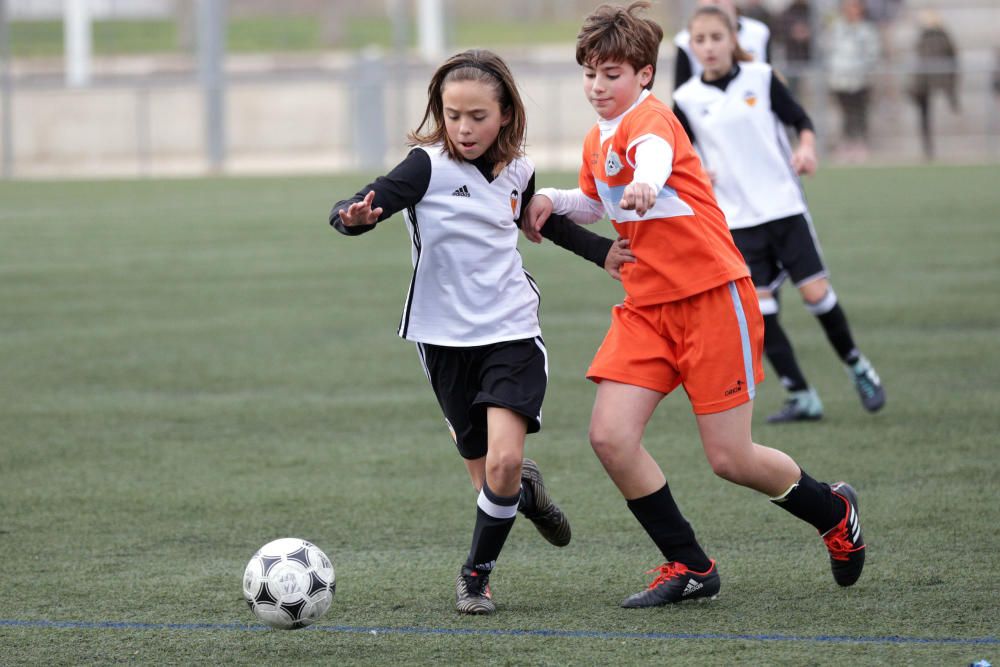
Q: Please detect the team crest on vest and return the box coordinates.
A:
[743,90,757,107]
[605,149,623,176]
[509,188,519,215]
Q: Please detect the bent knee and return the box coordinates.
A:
[705,451,746,484]
[485,449,523,480]
[588,424,612,456]
[800,280,833,309]
[588,423,632,464]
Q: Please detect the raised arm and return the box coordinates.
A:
[619,135,673,216]
[329,148,431,235]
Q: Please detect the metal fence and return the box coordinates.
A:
[1,0,998,178]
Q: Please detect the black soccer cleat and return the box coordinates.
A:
[849,356,885,413]
[767,389,824,423]
[823,482,866,587]
[620,560,720,608]
[519,458,571,547]
[455,566,495,615]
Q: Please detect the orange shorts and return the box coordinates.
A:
[587,278,765,415]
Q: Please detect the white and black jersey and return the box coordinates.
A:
[673,16,771,90]
[330,144,613,347]
[673,62,814,230]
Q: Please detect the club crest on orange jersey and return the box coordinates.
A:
[743,90,757,107]
[605,149,623,176]
[509,188,519,215]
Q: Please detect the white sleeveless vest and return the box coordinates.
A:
[398,145,541,346]
[673,62,807,229]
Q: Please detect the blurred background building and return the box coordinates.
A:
[0,0,997,178]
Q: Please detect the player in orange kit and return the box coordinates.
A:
[523,2,866,606]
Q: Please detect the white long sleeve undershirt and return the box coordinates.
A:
[534,187,605,224]
[536,135,674,224]
[629,134,673,195]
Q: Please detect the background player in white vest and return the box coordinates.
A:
[672,0,770,90]
[673,6,885,423]
[329,49,634,615]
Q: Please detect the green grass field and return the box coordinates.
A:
[1,166,998,665]
[8,17,580,57]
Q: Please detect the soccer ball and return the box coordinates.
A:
[243,538,336,629]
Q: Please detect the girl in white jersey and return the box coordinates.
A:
[329,49,633,615]
[673,6,885,422]
[672,0,771,90]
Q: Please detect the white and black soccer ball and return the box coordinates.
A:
[243,538,335,629]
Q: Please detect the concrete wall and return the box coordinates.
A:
[4,48,997,179]
[4,0,999,181]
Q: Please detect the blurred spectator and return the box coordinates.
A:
[907,10,959,160]
[777,0,813,96]
[739,0,774,33]
[864,0,905,61]
[826,0,880,162]
[864,0,905,24]
[993,48,1000,96]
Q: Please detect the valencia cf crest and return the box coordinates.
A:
[605,149,623,177]
[743,90,757,107]
[509,188,519,215]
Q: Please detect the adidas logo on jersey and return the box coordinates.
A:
[452,185,471,197]
[682,578,703,596]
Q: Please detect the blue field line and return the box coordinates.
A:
[1,619,997,646]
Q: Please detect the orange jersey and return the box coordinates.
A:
[579,92,748,305]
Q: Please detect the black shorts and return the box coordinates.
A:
[416,337,548,459]
[730,214,827,292]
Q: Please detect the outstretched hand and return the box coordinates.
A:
[604,236,635,281]
[339,190,383,227]
[619,182,656,216]
[521,194,553,244]
[791,144,818,176]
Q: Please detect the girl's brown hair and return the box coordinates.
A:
[690,6,753,63]
[575,1,664,89]
[408,49,526,176]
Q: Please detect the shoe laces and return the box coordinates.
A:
[852,361,881,398]
[645,562,689,589]
[463,570,491,597]
[855,373,878,399]
[823,523,862,561]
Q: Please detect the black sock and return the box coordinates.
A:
[770,470,844,534]
[816,304,859,364]
[465,482,519,572]
[763,313,810,392]
[626,482,712,571]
